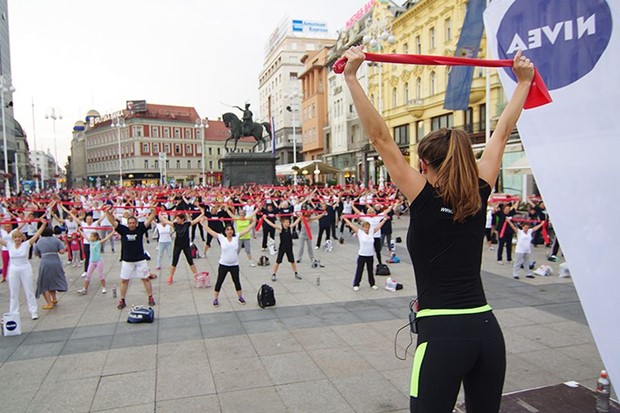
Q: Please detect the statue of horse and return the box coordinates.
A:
[222,112,272,153]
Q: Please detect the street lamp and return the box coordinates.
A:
[45,107,62,190]
[284,89,302,185]
[363,14,395,189]
[0,75,14,196]
[111,116,125,187]
[195,117,209,187]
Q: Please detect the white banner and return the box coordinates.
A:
[484,0,619,387]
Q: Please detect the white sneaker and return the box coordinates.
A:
[353,286,360,291]
[81,272,87,278]
[250,261,256,267]
[31,313,38,320]
[371,285,378,290]
[77,288,88,295]
[101,287,107,294]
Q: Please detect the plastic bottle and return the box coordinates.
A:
[595,370,611,413]
[112,284,117,299]
[316,274,320,286]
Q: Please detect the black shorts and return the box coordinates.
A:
[172,244,194,267]
[276,246,294,264]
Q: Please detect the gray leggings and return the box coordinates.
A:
[297,236,314,261]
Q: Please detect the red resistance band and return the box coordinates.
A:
[342,214,391,219]
[333,52,552,109]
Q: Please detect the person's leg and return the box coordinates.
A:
[213,265,229,304]
[168,244,183,284]
[512,253,523,278]
[97,261,107,289]
[83,243,91,272]
[8,267,21,313]
[230,265,243,295]
[287,249,299,278]
[182,245,196,275]
[497,238,505,261]
[119,278,130,299]
[43,290,53,306]
[307,238,315,260]
[523,252,533,277]
[262,227,269,249]
[316,227,325,247]
[21,266,38,317]
[506,235,513,262]
[366,256,375,287]
[297,238,305,261]
[353,256,364,287]
[373,238,382,263]
[191,223,197,242]
[198,223,205,241]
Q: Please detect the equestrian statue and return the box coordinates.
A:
[222,103,272,152]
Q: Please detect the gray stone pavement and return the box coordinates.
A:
[0,217,605,412]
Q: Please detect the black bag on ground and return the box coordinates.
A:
[190,243,198,259]
[375,263,391,276]
[257,284,276,308]
[127,306,155,323]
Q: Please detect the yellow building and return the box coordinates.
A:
[369,0,530,195]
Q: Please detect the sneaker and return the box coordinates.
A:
[489,247,495,251]
[314,246,319,250]
[272,274,277,282]
[513,275,520,280]
[32,313,38,320]
[371,285,378,290]
[117,299,126,310]
[294,273,302,280]
[77,288,88,295]
[148,296,156,306]
[261,248,266,251]
[296,259,301,263]
[238,296,246,305]
[42,304,54,310]
[101,287,107,294]
[353,286,360,291]
[498,260,504,265]
[525,274,535,279]
[81,272,87,278]
[213,298,219,307]
[250,261,256,267]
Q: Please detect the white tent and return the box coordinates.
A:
[275,160,340,176]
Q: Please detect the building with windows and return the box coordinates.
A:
[72,103,254,187]
[0,0,17,193]
[14,120,31,186]
[31,150,56,189]
[259,18,335,165]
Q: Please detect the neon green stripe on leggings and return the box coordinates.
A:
[410,341,428,398]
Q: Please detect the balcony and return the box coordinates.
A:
[406,98,425,118]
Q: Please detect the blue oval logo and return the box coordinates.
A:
[5,320,17,331]
[497,0,612,90]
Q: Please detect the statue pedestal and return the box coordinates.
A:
[221,153,276,187]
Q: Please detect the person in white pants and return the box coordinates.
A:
[0,220,47,320]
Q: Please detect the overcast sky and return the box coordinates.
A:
[8,0,365,167]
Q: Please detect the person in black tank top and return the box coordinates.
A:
[342,46,535,413]
[262,216,303,282]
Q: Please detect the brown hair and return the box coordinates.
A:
[418,128,480,223]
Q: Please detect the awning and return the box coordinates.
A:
[276,160,341,176]
[504,155,532,175]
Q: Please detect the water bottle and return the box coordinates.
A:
[595,370,611,413]
[112,284,117,299]
[316,274,320,286]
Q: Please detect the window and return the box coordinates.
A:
[185,128,192,139]
[132,125,143,137]
[151,126,159,138]
[290,72,298,80]
[209,160,213,169]
[445,18,452,41]
[392,87,397,108]
[185,144,192,154]
[164,144,170,153]
[187,160,191,168]
[404,82,410,104]
[176,160,181,169]
[217,148,221,155]
[393,124,410,146]
[416,77,422,98]
[403,43,409,54]
[415,35,421,54]
[430,71,436,95]
[144,160,149,169]
[153,143,159,153]
[154,160,158,168]
[479,104,486,132]
[429,27,435,49]
[431,113,454,130]
[174,128,180,138]
[166,160,170,168]
[163,128,170,138]
[197,160,201,168]
[175,144,181,154]
[208,147,212,155]
[416,121,425,143]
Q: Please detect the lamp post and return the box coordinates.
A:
[111,116,125,187]
[45,107,62,190]
[195,117,209,187]
[31,99,40,192]
[284,89,302,186]
[1,75,15,196]
[363,13,395,189]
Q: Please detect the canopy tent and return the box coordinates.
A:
[504,155,532,175]
[276,160,341,176]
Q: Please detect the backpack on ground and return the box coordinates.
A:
[257,284,276,308]
[194,271,211,288]
[258,255,270,266]
[376,263,391,276]
[127,306,155,323]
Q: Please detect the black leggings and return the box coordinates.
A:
[497,235,513,261]
[316,226,331,247]
[83,243,91,272]
[353,255,374,287]
[171,244,194,267]
[373,238,382,263]
[262,226,276,248]
[214,264,241,292]
[191,223,205,242]
[410,311,505,413]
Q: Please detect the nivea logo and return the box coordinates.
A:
[497,0,612,90]
[5,321,17,331]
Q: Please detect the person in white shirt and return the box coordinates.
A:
[155,220,173,270]
[343,216,388,291]
[506,218,545,279]
[203,223,253,307]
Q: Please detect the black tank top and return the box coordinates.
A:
[279,227,293,248]
[407,179,491,310]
